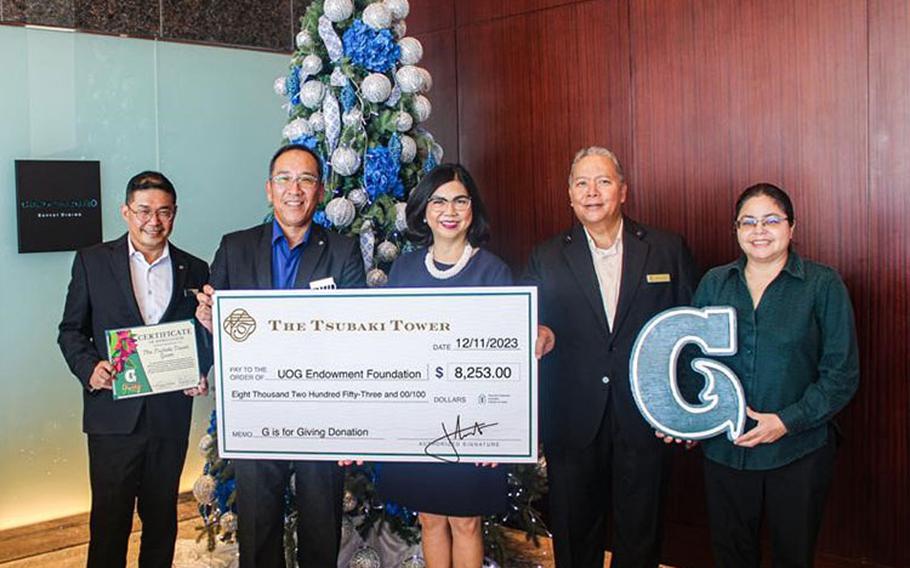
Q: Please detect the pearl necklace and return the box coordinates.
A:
[425,243,474,280]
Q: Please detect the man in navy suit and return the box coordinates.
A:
[525,147,699,568]
[195,144,365,568]
[58,171,210,568]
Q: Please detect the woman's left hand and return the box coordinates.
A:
[734,407,788,447]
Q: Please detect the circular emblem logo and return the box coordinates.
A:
[223,308,257,342]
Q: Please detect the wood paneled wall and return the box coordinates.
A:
[410,0,910,566]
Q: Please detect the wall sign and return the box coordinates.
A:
[15,160,102,253]
[630,306,746,441]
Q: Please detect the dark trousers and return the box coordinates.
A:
[86,414,188,568]
[235,459,344,568]
[546,401,670,568]
[703,435,836,568]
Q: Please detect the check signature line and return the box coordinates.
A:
[423,414,499,463]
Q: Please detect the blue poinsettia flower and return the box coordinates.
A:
[313,210,332,228]
[342,20,401,73]
[364,147,403,200]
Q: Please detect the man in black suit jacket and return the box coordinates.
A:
[195,144,365,568]
[58,171,209,568]
[524,148,698,568]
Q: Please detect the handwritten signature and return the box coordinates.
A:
[424,414,499,463]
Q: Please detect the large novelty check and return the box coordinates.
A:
[213,287,538,463]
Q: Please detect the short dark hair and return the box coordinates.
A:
[125,171,176,204]
[269,144,324,183]
[406,163,491,247]
[735,183,795,226]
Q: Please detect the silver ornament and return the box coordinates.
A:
[386,83,402,107]
[431,142,444,163]
[296,30,313,49]
[376,241,400,263]
[362,3,392,30]
[398,37,423,66]
[308,112,326,132]
[198,434,214,456]
[413,95,432,122]
[392,20,407,38]
[330,66,348,87]
[283,117,313,141]
[396,111,414,132]
[400,555,426,568]
[395,202,408,232]
[383,0,410,20]
[367,268,389,288]
[300,54,323,77]
[323,0,354,22]
[395,65,423,94]
[325,197,357,228]
[399,135,417,163]
[361,73,392,104]
[417,67,433,93]
[360,224,375,272]
[343,108,364,128]
[319,15,345,62]
[300,80,325,109]
[323,90,342,153]
[273,76,288,96]
[331,147,361,176]
[343,490,358,513]
[219,511,238,533]
[193,475,217,505]
[348,188,369,208]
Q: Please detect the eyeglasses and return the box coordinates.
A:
[127,205,175,222]
[427,195,472,212]
[735,214,789,230]
[270,173,319,189]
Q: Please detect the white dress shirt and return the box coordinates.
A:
[584,221,624,331]
[128,238,173,325]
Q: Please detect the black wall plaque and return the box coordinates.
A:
[15,160,102,253]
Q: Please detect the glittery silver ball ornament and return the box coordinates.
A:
[367,268,389,288]
[395,65,423,94]
[283,117,313,141]
[323,0,354,22]
[413,95,432,122]
[296,30,313,49]
[395,202,408,232]
[300,54,323,77]
[399,135,417,163]
[431,142,444,163]
[343,108,363,128]
[348,187,369,208]
[396,111,414,132]
[193,475,217,505]
[400,555,426,568]
[325,197,357,228]
[376,241,400,263]
[417,67,433,92]
[342,490,358,513]
[273,76,288,96]
[219,511,238,533]
[383,0,410,20]
[398,37,423,66]
[300,80,326,109]
[362,3,392,30]
[348,546,381,568]
[393,20,407,38]
[198,434,214,456]
[331,147,361,176]
[308,111,326,132]
[361,73,393,104]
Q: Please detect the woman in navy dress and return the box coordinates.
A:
[379,163,511,568]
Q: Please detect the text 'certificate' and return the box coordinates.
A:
[213,287,538,463]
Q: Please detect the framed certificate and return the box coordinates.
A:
[106,319,201,400]
[212,287,538,463]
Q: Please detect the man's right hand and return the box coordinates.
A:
[88,360,115,391]
[196,284,215,333]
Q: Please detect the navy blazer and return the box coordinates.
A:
[58,234,210,438]
[524,218,699,449]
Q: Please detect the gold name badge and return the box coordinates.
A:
[646,273,671,283]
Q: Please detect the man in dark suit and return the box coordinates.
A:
[524,147,698,568]
[58,171,210,568]
[195,144,365,568]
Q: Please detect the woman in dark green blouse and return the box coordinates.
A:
[693,183,859,567]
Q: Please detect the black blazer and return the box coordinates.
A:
[58,234,210,438]
[209,221,366,296]
[524,218,699,449]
